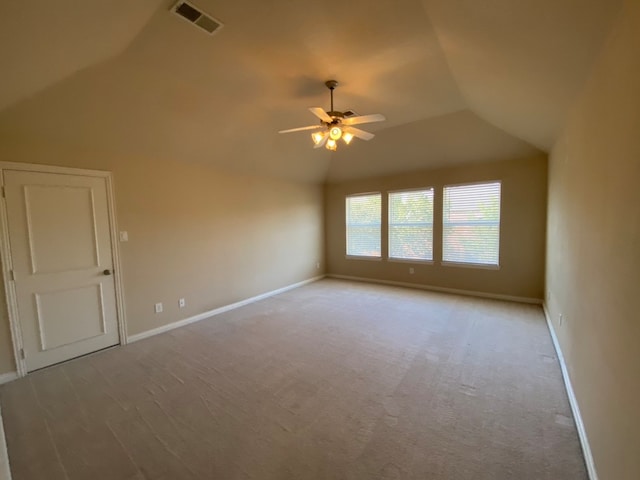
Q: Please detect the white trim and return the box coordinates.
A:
[0,162,127,377]
[0,168,27,377]
[387,186,434,194]
[345,191,381,198]
[0,373,17,386]
[327,274,542,304]
[443,179,502,189]
[0,407,11,480]
[543,303,598,480]
[127,275,324,343]
[344,255,382,261]
[387,258,434,265]
[441,261,500,270]
[104,174,128,345]
[0,161,111,178]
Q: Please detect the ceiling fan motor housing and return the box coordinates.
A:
[325,80,339,90]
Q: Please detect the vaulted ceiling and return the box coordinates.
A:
[0,0,622,183]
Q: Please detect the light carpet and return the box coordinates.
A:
[0,279,587,479]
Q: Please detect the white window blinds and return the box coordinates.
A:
[389,189,434,261]
[443,182,501,266]
[346,193,381,257]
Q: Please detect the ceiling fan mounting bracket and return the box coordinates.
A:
[325,80,338,90]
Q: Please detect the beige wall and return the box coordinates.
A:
[0,140,324,375]
[325,155,547,300]
[545,1,640,478]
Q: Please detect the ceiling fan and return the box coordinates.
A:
[278,80,386,151]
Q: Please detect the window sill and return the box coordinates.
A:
[388,258,434,265]
[441,261,500,270]
[345,255,383,262]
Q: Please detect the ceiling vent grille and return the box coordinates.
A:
[171,1,223,35]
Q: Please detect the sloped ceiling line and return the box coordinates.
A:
[0,0,624,183]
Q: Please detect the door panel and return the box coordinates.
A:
[35,284,106,350]
[4,169,119,371]
[25,184,99,273]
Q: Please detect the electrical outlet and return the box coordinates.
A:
[316,262,320,269]
[179,298,186,308]
[409,267,415,274]
[559,313,563,326]
[155,302,163,313]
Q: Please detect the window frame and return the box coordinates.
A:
[387,187,435,264]
[345,191,383,260]
[441,180,502,270]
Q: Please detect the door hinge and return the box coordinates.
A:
[9,269,15,281]
[19,348,25,360]
[1,186,4,198]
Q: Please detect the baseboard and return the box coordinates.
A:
[327,274,542,305]
[0,373,17,386]
[0,407,11,480]
[543,303,598,480]
[127,275,325,343]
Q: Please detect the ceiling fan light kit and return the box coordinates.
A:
[279,80,386,151]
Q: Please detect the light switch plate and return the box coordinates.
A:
[119,231,129,242]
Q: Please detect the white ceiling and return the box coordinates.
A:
[0,0,623,183]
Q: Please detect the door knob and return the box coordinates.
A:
[103,269,112,275]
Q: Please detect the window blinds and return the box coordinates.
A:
[443,182,501,266]
[389,189,434,260]
[346,193,381,257]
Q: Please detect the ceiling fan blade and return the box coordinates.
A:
[309,107,332,123]
[342,113,386,126]
[278,125,322,134]
[346,127,375,141]
[313,134,329,149]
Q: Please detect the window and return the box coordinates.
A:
[443,181,501,266]
[346,193,381,257]
[388,188,434,261]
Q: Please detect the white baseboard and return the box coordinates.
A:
[543,303,598,480]
[0,407,11,480]
[328,274,542,305]
[127,275,325,343]
[0,373,17,386]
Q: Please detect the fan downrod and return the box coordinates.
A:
[324,80,342,119]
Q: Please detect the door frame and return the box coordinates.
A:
[0,161,128,377]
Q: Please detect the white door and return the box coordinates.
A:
[3,169,120,371]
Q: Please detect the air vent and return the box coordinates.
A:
[343,110,358,118]
[171,1,223,35]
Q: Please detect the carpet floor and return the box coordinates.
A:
[0,279,587,479]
